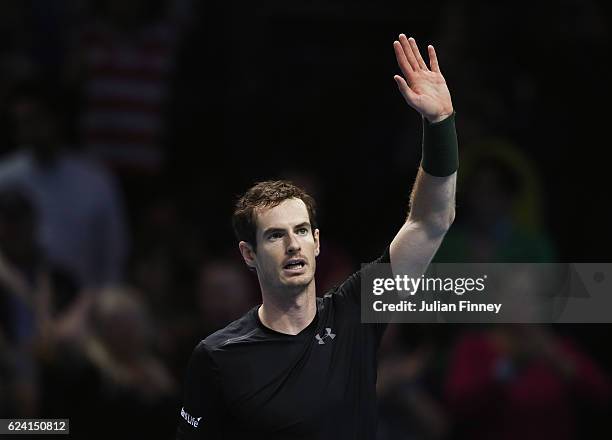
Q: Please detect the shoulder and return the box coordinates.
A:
[325,246,392,302]
[200,307,260,351]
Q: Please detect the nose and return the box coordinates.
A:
[286,232,301,254]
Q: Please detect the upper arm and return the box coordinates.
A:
[390,168,456,281]
[390,219,449,284]
[176,343,225,439]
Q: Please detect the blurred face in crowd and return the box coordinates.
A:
[240,198,320,295]
[95,291,151,361]
[197,261,254,326]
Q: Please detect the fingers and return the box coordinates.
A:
[398,34,419,72]
[393,40,414,80]
[394,34,442,74]
[408,37,428,71]
[428,45,440,73]
[393,75,418,105]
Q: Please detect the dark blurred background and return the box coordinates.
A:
[0,0,611,438]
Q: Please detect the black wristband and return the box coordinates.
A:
[421,112,458,177]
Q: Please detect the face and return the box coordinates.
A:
[198,261,254,325]
[239,198,320,294]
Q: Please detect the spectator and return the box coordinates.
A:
[445,325,612,439]
[42,286,178,438]
[434,138,556,263]
[0,188,80,416]
[0,85,129,288]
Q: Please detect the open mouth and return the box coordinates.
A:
[283,259,306,271]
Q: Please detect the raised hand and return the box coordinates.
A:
[393,34,454,123]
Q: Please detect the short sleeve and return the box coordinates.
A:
[333,246,392,344]
[334,246,392,305]
[176,342,225,439]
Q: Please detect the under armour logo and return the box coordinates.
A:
[315,328,336,345]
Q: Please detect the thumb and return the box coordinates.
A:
[394,75,418,106]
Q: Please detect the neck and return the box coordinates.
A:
[258,283,317,335]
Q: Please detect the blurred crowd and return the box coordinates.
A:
[1,0,611,438]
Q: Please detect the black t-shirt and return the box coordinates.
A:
[176,248,391,439]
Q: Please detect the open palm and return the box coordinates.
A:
[393,35,453,123]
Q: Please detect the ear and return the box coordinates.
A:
[238,241,257,269]
[314,228,320,257]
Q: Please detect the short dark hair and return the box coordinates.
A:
[232,180,317,250]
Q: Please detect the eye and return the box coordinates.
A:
[269,232,283,240]
[297,227,309,235]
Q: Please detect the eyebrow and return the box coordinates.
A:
[262,222,311,237]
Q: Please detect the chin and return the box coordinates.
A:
[282,274,314,289]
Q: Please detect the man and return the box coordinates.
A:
[177,35,457,439]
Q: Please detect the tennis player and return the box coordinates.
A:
[177,34,457,439]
